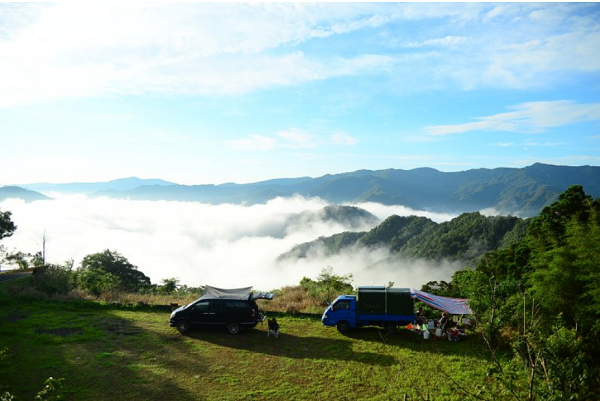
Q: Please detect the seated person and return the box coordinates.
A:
[438,312,449,331]
[447,327,460,341]
[447,323,465,341]
[267,318,280,337]
[415,307,426,330]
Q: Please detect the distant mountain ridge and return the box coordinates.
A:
[21,177,175,195]
[92,163,599,217]
[0,186,51,202]
[9,164,600,217]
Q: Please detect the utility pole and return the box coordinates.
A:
[42,230,46,266]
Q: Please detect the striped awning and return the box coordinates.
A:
[410,289,473,315]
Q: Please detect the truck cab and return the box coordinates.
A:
[321,295,357,333]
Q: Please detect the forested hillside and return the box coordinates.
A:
[279,212,530,266]
[430,185,600,399]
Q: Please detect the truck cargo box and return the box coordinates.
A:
[356,286,413,315]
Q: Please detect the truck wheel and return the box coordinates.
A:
[336,321,350,333]
[228,322,240,335]
[176,320,190,334]
[384,323,397,334]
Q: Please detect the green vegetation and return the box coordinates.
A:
[439,185,600,399]
[76,250,151,293]
[1,279,501,400]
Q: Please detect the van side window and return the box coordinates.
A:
[211,300,226,311]
[225,300,247,310]
[194,301,209,312]
[333,300,351,311]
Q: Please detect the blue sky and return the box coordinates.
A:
[2,2,600,186]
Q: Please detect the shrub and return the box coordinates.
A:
[32,265,74,295]
[73,268,121,297]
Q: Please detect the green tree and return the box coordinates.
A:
[301,266,353,305]
[2,250,45,270]
[420,280,454,296]
[450,185,600,399]
[79,250,150,292]
[4,251,31,269]
[0,209,16,240]
[73,267,121,296]
[160,277,180,294]
[528,184,593,249]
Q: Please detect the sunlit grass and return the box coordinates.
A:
[0,278,514,400]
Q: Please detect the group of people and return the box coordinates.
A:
[414,307,466,341]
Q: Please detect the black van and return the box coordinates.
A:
[169,286,273,334]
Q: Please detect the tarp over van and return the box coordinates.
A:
[200,285,253,300]
[410,289,473,315]
[199,285,275,301]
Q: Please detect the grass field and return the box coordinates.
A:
[0,281,503,400]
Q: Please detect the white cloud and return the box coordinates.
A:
[521,141,564,147]
[330,132,358,146]
[281,245,463,291]
[426,100,600,135]
[405,36,467,48]
[0,3,406,107]
[277,129,318,149]
[0,3,598,106]
[228,135,277,151]
[0,196,456,291]
[229,129,358,152]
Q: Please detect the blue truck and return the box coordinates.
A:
[321,286,415,333]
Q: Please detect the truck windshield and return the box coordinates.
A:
[332,300,351,311]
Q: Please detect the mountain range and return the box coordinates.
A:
[4,163,600,217]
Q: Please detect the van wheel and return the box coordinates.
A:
[228,322,240,335]
[177,320,190,334]
[336,321,350,333]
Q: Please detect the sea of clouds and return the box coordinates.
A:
[0,195,461,291]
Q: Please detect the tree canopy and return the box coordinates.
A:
[0,209,16,240]
[448,185,600,399]
[79,250,150,291]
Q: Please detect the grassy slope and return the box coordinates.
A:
[0,287,499,400]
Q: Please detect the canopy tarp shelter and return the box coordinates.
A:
[200,285,253,300]
[199,285,275,301]
[410,289,473,315]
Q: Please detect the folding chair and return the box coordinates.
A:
[267,318,279,338]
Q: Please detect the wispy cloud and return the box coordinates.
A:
[405,36,467,48]
[277,129,318,149]
[522,141,564,147]
[330,132,358,146]
[229,129,358,152]
[0,3,598,107]
[228,135,277,151]
[426,100,600,135]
